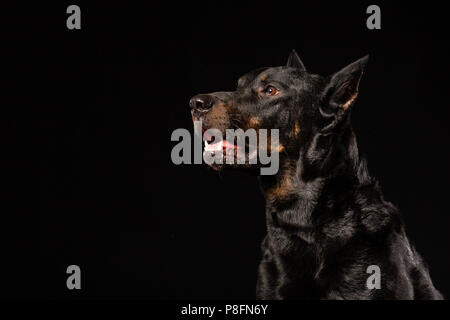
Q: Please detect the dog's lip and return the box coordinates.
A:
[203,130,239,150]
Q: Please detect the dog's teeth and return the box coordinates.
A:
[204,138,223,153]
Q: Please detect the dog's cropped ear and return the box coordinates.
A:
[286,50,306,71]
[322,55,369,112]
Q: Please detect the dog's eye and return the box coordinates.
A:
[264,86,279,96]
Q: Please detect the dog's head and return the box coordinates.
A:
[190,50,368,175]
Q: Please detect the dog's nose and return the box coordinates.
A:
[189,94,215,111]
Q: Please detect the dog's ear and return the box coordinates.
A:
[286,50,306,70]
[323,55,369,112]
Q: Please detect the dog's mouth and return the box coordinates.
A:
[203,129,239,153]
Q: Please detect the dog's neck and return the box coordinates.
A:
[259,125,369,241]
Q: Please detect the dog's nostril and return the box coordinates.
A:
[190,94,215,110]
[189,97,205,109]
[195,100,204,109]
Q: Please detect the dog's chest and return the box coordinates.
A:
[260,238,323,299]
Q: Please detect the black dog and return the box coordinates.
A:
[189,51,443,299]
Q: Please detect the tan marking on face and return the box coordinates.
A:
[259,136,284,153]
[248,116,261,128]
[205,102,231,131]
[294,121,301,137]
[260,74,267,81]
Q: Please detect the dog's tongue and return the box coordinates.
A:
[204,139,222,152]
[204,139,237,152]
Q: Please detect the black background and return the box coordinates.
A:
[7,2,450,299]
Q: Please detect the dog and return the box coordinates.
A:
[189,50,443,299]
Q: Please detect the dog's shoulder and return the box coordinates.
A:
[353,181,402,235]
